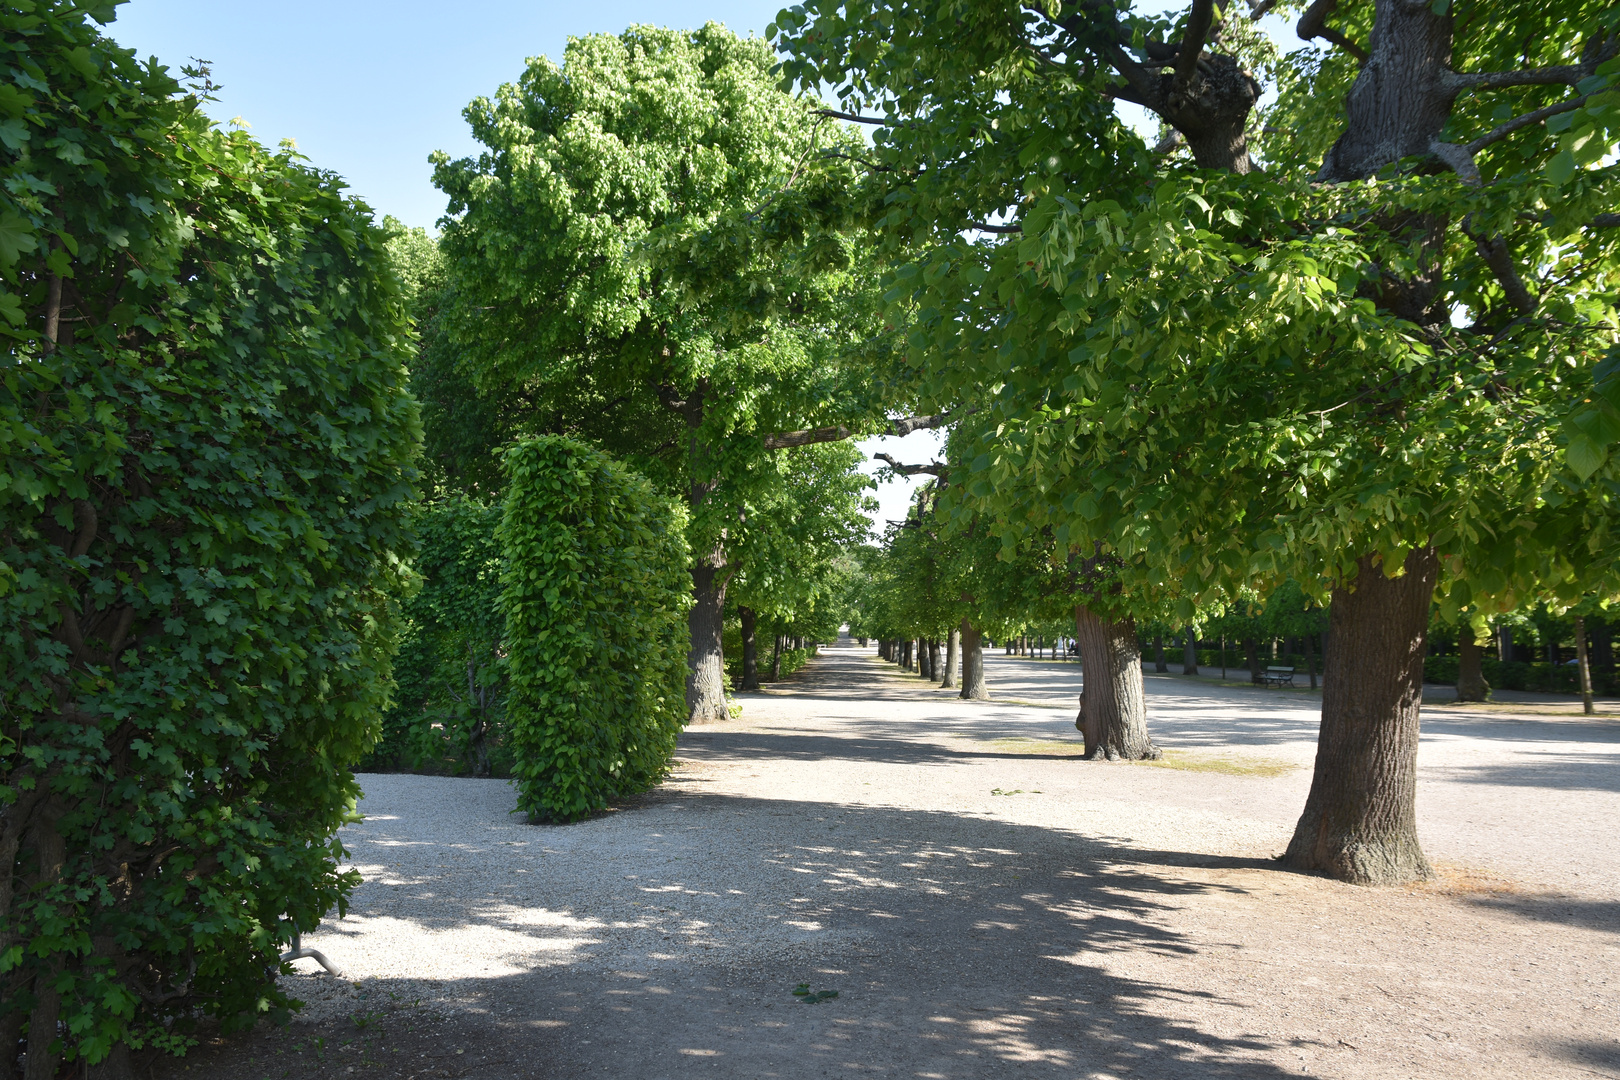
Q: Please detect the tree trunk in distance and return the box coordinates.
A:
[1456,631,1490,702]
[941,629,959,688]
[902,639,912,671]
[771,634,783,678]
[1072,605,1158,760]
[1220,636,1227,680]
[1545,631,1557,666]
[739,606,760,691]
[959,619,988,699]
[927,637,941,682]
[1153,635,1167,672]
[1594,622,1614,672]
[1304,632,1317,690]
[1182,629,1199,676]
[686,558,729,724]
[1576,616,1595,716]
[1283,548,1439,885]
[1498,626,1513,662]
[1244,637,1260,683]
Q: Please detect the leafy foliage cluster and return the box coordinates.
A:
[368,496,507,777]
[0,2,416,1070]
[499,437,692,822]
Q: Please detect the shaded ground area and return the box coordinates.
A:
[159,642,1620,1080]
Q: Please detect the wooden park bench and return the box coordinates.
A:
[1254,665,1296,687]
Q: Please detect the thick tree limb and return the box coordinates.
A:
[1464,220,1539,315]
[762,411,954,451]
[1154,129,1186,155]
[1446,65,1590,93]
[1173,0,1219,92]
[1466,94,1588,155]
[1297,0,1368,62]
[873,453,948,477]
[1430,140,1481,186]
[1588,214,1620,229]
[817,108,890,125]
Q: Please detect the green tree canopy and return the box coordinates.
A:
[777,0,1620,881]
[430,23,919,723]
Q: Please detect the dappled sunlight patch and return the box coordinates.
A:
[1134,750,1297,778]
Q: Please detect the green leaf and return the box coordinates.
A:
[1548,149,1576,184]
[0,212,38,266]
[1566,433,1607,480]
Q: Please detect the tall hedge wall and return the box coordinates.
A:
[499,437,691,822]
[0,6,417,1074]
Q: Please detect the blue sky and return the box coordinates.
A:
[108,1,796,230]
[104,0,1282,535]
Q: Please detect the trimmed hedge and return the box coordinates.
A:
[1423,656,1618,696]
[499,438,691,822]
[0,8,416,1072]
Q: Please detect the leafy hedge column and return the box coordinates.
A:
[0,6,417,1075]
[499,437,692,822]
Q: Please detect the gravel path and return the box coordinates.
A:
[165,639,1619,1080]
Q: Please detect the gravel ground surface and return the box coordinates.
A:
[160,640,1620,1080]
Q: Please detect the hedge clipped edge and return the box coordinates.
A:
[499,437,691,821]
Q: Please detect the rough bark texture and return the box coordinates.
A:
[1072,605,1159,760]
[1181,630,1199,676]
[958,619,988,700]
[1318,1,1455,182]
[1284,548,1439,885]
[1455,632,1490,702]
[685,558,729,725]
[739,606,760,692]
[941,629,960,688]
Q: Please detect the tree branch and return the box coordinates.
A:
[1446,65,1588,93]
[1174,0,1219,92]
[1297,0,1368,62]
[1588,214,1620,229]
[762,411,955,451]
[873,453,948,477]
[1463,220,1538,315]
[1465,94,1588,155]
[969,221,1022,234]
[816,108,890,126]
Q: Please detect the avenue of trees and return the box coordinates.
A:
[774,0,1620,883]
[4,0,1619,1073]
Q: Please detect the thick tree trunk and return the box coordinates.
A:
[1153,634,1167,673]
[927,637,941,682]
[739,605,760,691]
[1456,631,1490,702]
[958,619,988,700]
[1181,629,1199,676]
[941,629,959,688]
[1244,637,1260,683]
[686,557,729,724]
[1072,605,1158,760]
[1284,548,1439,885]
[901,639,912,671]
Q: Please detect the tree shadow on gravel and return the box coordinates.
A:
[159,791,1343,1080]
